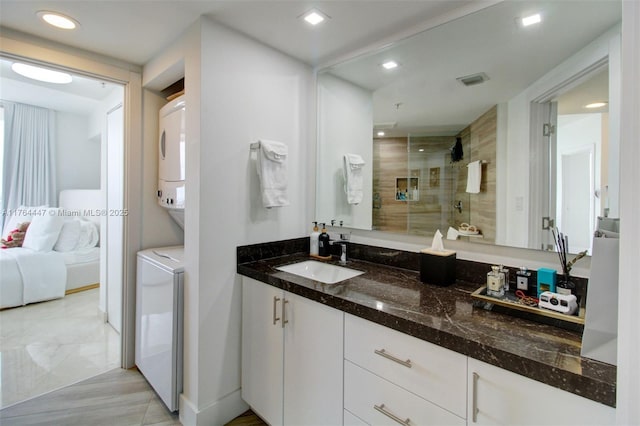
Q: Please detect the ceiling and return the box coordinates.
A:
[0,1,618,121]
[0,0,481,114]
[322,0,620,137]
[0,1,479,67]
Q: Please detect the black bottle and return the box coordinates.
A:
[318,223,331,257]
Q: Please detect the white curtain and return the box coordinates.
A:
[2,102,57,216]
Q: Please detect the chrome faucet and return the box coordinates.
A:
[339,243,347,265]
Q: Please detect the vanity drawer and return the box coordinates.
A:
[344,314,467,418]
[345,360,465,426]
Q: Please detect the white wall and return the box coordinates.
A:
[144,17,314,425]
[616,1,640,423]
[55,111,100,193]
[316,73,373,229]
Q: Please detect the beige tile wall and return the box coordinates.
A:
[372,105,497,240]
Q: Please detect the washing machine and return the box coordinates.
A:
[135,246,184,411]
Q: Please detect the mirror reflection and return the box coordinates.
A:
[316,0,621,253]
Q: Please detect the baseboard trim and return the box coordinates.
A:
[179,389,248,426]
[65,283,100,295]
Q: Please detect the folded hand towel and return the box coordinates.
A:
[343,153,365,205]
[466,160,482,194]
[256,140,289,208]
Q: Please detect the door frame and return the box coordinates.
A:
[528,57,608,251]
[0,32,143,369]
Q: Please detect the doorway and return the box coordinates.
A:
[530,64,609,254]
[0,58,126,407]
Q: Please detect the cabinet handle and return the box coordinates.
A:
[282,299,289,328]
[272,296,281,325]
[374,348,412,368]
[472,372,479,423]
[374,403,411,426]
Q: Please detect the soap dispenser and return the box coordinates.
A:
[310,222,320,256]
[318,223,331,258]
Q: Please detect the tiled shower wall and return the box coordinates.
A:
[372,105,496,243]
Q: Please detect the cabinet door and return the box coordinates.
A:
[283,291,344,426]
[468,358,615,425]
[242,278,284,426]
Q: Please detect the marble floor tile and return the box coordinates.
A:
[0,288,120,408]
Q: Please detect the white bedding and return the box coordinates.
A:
[0,247,67,309]
[1,189,103,309]
[61,247,100,265]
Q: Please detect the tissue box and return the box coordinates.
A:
[420,249,456,286]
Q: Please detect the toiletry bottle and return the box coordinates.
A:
[499,265,510,292]
[516,267,532,295]
[310,222,320,256]
[486,265,505,298]
[318,223,331,258]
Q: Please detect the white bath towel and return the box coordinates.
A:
[256,140,289,208]
[466,160,482,194]
[343,153,366,204]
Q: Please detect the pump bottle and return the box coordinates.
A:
[310,222,320,256]
[318,223,331,258]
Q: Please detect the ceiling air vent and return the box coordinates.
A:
[373,122,397,130]
[456,72,489,87]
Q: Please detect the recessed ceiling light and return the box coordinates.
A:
[11,63,73,84]
[419,148,425,152]
[382,61,399,70]
[585,102,608,109]
[521,13,541,27]
[302,9,328,26]
[37,11,79,30]
[377,131,385,137]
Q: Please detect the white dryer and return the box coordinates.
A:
[157,95,185,228]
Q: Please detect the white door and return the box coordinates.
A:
[283,292,343,426]
[241,278,284,425]
[559,147,595,253]
[106,105,124,333]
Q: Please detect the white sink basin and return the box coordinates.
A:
[276,260,364,284]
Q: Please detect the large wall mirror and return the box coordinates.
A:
[316,0,621,254]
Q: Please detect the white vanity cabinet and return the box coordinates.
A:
[344,314,467,425]
[241,277,343,426]
[468,358,616,425]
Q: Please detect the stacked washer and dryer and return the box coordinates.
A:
[136,95,186,412]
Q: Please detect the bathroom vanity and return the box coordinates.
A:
[237,239,616,425]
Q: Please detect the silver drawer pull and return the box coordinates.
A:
[374,348,412,368]
[374,403,411,426]
[472,372,479,423]
[272,296,281,325]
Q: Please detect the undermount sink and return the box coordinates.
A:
[276,260,364,284]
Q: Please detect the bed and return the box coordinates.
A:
[0,189,102,309]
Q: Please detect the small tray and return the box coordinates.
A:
[458,228,480,235]
[471,286,585,325]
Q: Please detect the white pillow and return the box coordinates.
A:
[74,219,100,250]
[22,208,65,252]
[54,219,82,252]
[2,205,46,238]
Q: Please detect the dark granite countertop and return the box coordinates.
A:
[237,246,616,408]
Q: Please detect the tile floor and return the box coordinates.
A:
[0,288,120,408]
[0,367,180,425]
